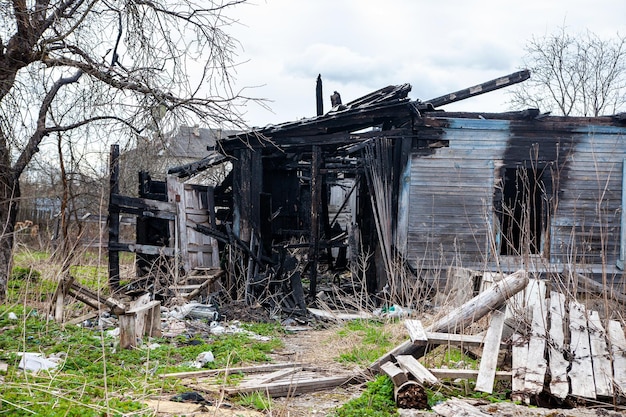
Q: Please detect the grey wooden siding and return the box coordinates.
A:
[405,117,626,273]
[407,119,508,269]
[550,126,626,267]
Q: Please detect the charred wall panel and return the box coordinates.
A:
[550,125,626,267]
[407,119,509,270]
[406,116,626,274]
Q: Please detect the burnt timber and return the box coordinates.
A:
[108,69,626,307]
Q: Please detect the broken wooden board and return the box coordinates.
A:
[511,332,528,402]
[548,291,569,399]
[159,362,304,379]
[173,363,354,398]
[475,309,505,393]
[144,399,263,416]
[588,311,613,397]
[607,320,626,395]
[380,361,408,386]
[219,373,352,397]
[405,319,506,349]
[370,270,528,372]
[430,368,512,381]
[395,355,438,386]
[307,307,373,321]
[405,319,428,343]
[568,300,596,399]
[524,294,548,396]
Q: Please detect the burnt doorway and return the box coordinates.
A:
[498,165,548,256]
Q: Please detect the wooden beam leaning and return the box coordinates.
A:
[548,291,569,399]
[607,320,626,394]
[588,310,613,397]
[568,300,596,399]
[475,309,506,393]
[523,281,547,397]
[370,270,528,372]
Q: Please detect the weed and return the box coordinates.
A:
[334,320,397,366]
[333,375,397,417]
[0,305,283,416]
[10,266,41,281]
[235,391,273,411]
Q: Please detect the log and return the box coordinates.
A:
[573,271,626,306]
[394,380,428,409]
[369,270,528,372]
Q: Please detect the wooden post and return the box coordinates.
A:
[108,144,120,291]
[119,314,136,349]
[369,270,528,372]
[316,74,323,116]
[309,145,322,297]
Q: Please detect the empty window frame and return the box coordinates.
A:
[497,165,549,256]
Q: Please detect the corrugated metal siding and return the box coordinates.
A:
[406,117,626,272]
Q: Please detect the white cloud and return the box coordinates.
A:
[222,0,626,127]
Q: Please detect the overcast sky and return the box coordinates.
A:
[226,0,626,128]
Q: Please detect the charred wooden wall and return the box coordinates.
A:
[403,116,626,275]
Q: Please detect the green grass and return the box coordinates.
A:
[333,375,397,417]
[235,391,273,411]
[335,320,395,365]
[0,305,283,416]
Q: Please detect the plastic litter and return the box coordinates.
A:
[193,351,214,368]
[17,353,61,372]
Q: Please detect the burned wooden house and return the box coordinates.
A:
[108,70,626,309]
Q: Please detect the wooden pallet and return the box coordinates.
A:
[511,280,626,401]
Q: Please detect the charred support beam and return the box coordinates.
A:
[316,74,323,116]
[108,144,120,291]
[309,145,322,298]
[420,69,530,110]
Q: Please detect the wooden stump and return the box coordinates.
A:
[394,380,428,409]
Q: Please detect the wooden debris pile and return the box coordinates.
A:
[372,269,626,410]
[159,362,355,398]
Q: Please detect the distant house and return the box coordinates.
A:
[120,125,236,192]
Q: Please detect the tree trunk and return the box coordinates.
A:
[0,170,20,303]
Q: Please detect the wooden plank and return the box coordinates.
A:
[222,375,352,397]
[475,309,506,393]
[405,319,428,343]
[168,176,190,275]
[607,320,626,394]
[524,296,548,395]
[110,193,176,214]
[416,332,507,348]
[380,362,408,386]
[370,270,528,372]
[548,291,569,399]
[395,355,438,386]
[588,311,613,397]
[241,367,302,387]
[159,362,305,379]
[430,368,512,381]
[109,242,176,257]
[568,300,596,399]
[511,332,528,402]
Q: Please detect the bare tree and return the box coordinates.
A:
[0,0,252,302]
[509,27,626,116]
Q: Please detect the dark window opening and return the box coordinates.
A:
[499,166,546,256]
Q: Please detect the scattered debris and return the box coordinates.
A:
[193,351,214,368]
[17,352,65,372]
